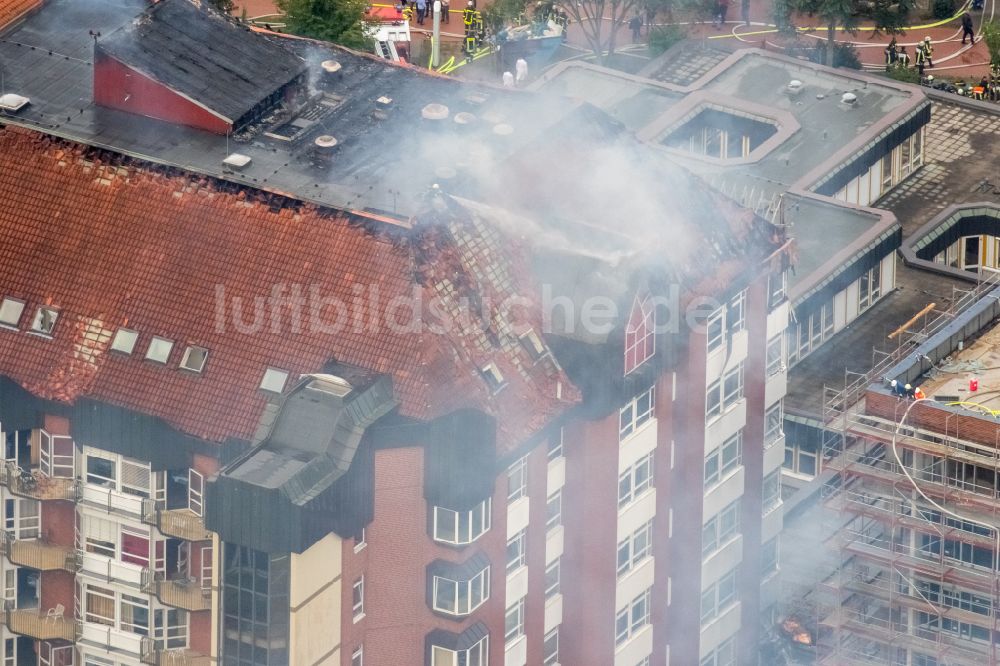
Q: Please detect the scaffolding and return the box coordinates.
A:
[819,274,1000,666]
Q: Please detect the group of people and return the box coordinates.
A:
[883,36,935,74]
[890,379,926,401]
[397,0,456,25]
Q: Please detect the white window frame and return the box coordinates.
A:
[764,401,783,449]
[762,536,779,576]
[618,452,654,508]
[351,646,364,666]
[432,498,491,545]
[546,490,562,533]
[0,298,24,328]
[706,306,725,352]
[615,588,652,646]
[700,636,737,666]
[352,576,365,621]
[704,431,742,489]
[543,627,559,665]
[765,335,783,377]
[859,263,882,313]
[707,363,744,422]
[728,290,746,332]
[620,387,655,440]
[505,598,525,644]
[507,456,528,502]
[545,558,560,599]
[762,470,782,514]
[617,519,653,577]
[179,345,209,373]
[702,500,740,559]
[110,328,139,354]
[548,428,564,461]
[260,367,289,393]
[507,529,526,573]
[145,336,174,364]
[701,569,738,625]
[432,566,490,616]
[29,307,59,335]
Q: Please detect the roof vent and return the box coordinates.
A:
[223,153,252,171]
[422,103,450,121]
[311,135,338,168]
[786,79,803,95]
[493,123,514,136]
[841,92,857,105]
[322,60,343,74]
[454,112,476,125]
[314,135,338,149]
[0,94,30,112]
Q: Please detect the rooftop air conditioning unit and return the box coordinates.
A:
[786,80,803,96]
[0,94,30,112]
[841,92,858,105]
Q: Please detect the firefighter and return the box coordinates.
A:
[463,1,475,27]
[473,9,485,38]
[916,38,933,75]
[402,3,414,21]
[921,36,934,67]
[973,77,987,100]
[884,37,897,71]
[897,45,910,69]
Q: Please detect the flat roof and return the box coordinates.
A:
[0,0,591,219]
[918,320,1000,406]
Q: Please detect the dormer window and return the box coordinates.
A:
[624,293,655,375]
[110,328,139,354]
[180,346,209,373]
[30,307,59,336]
[260,368,289,394]
[480,363,505,393]
[0,298,25,328]
[518,329,546,361]
[145,336,174,364]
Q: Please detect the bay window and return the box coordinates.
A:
[432,567,490,616]
[433,498,491,545]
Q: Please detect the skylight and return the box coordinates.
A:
[260,368,289,394]
[0,298,25,328]
[146,336,174,364]
[110,328,139,354]
[180,346,209,373]
[30,307,59,335]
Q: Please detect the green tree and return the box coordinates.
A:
[984,20,1000,69]
[789,0,912,66]
[208,0,236,12]
[277,0,375,50]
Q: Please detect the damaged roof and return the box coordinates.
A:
[0,126,576,450]
[95,0,307,123]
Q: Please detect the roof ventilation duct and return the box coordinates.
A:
[841,92,858,106]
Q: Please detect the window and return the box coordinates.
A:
[352,577,364,621]
[433,499,491,545]
[617,520,653,576]
[505,599,525,644]
[859,263,882,312]
[788,300,835,365]
[543,628,559,665]
[85,584,115,627]
[82,515,116,558]
[702,501,740,558]
[30,307,58,335]
[351,646,363,666]
[506,529,526,573]
[120,593,150,635]
[765,336,783,376]
[700,637,737,666]
[762,471,781,514]
[783,437,817,477]
[618,452,654,508]
[728,290,745,332]
[764,402,783,448]
[507,456,528,502]
[121,526,150,567]
[768,272,785,308]
[110,328,139,354]
[706,306,724,352]
[354,527,366,553]
[704,431,742,489]
[120,457,151,498]
[546,490,562,532]
[431,636,488,666]
[180,346,209,372]
[624,293,655,374]
[145,336,174,363]
[545,558,560,599]
[620,387,655,440]
[433,567,490,615]
[86,455,116,487]
[762,537,779,576]
[260,367,289,393]
[706,364,744,421]
[701,569,738,625]
[548,429,563,461]
[0,298,24,328]
[615,588,651,646]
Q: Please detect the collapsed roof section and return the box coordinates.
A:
[94,0,307,129]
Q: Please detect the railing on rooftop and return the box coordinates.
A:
[0,462,78,501]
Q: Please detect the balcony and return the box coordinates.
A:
[1,532,77,572]
[2,604,75,641]
[141,570,211,612]
[140,638,211,666]
[143,506,211,542]
[0,463,77,501]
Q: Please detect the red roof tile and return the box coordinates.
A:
[0,0,40,30]
[0,126,576,449]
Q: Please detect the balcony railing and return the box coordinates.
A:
[140,638,211,666]
[1,532,78,572]
[0,463,77,501]
[2,603,75,641]
[141,504,211,542]
[141,569,211,612]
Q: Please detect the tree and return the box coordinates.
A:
[788,0,912,67]
[557,0,639,64]
[984,20,1000,70]
[277,0,375,50]
[208,0,236,12]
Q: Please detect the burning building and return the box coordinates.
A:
[0,1,793,665]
